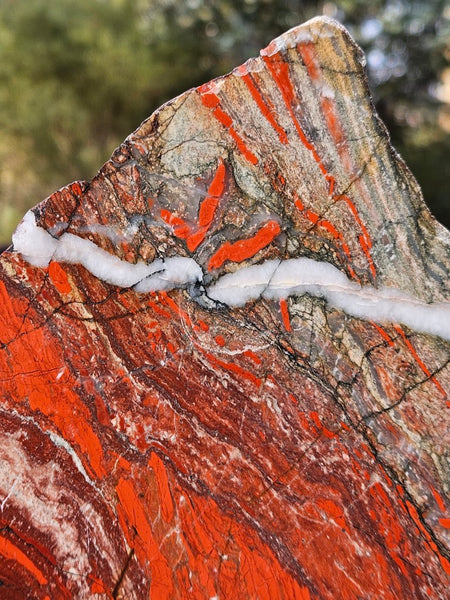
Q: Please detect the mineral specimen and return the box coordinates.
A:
[1,16,449,600]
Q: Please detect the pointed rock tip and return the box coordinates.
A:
[260,16,357,57]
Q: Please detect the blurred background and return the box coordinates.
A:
[0,0,449,247]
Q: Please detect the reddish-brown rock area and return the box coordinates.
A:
[0,16,449,600]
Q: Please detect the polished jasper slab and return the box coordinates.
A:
[0,16,449,600]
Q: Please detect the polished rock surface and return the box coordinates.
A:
[0,17,449,600]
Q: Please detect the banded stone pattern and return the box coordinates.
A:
[0,17,449,600]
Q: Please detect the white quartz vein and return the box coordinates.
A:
[12,210,450,341]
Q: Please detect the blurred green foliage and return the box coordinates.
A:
[0,0,448,245]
